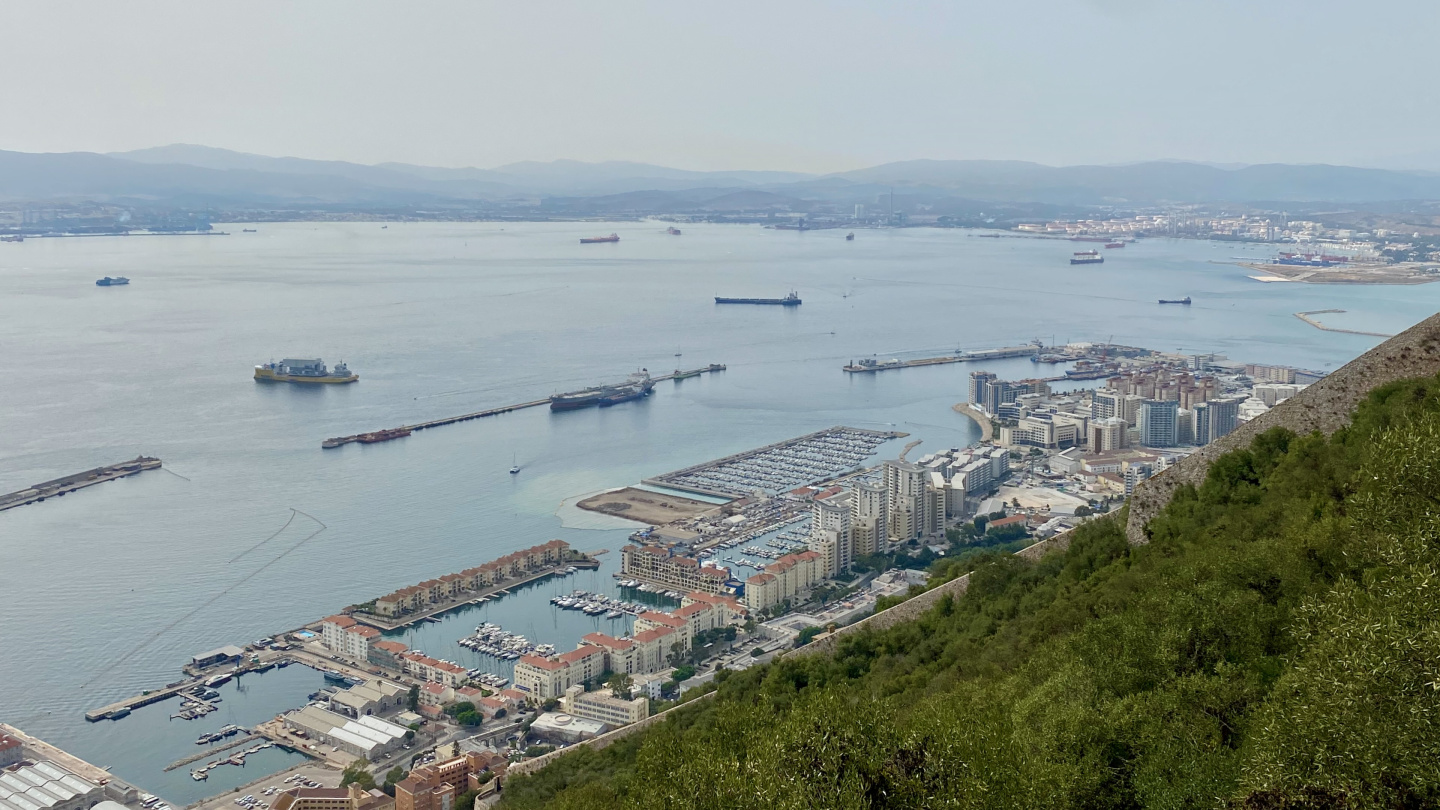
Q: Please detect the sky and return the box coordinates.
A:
[4,0,1439,173]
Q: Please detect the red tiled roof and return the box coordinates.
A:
[518,654,566,671]
[637,612,686,628]
[582,632,634,650]
[988,515,1027,528]
[747,572,777,584]
[373,640,408,654]
[322,615,356,628]
[632,627,675,643]
[672,603,709,618]
[557,647,603,664]
[631,628,673,644]
[347,626,381,638]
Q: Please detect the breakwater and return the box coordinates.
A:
[843,344,1044,373]
[1293,309,1395,338]
[320,364,726,448]
[0,456,161,512]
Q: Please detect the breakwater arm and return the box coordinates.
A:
[0,456,161,513]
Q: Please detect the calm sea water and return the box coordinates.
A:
[1,223,1432,800]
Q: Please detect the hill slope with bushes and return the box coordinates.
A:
[501,376,1440,809]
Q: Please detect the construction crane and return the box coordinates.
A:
[1100,334,1114,362]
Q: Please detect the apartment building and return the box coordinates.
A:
[512,646,606,700]
[620,544,731,594]
[559,684,649,727]
[395,751,505,810]
[320,616,380,662]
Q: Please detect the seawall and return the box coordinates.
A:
[1125,311,1440,545]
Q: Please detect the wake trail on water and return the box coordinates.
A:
[80,510,328,690]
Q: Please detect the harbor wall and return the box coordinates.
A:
[1125,310,1440,545]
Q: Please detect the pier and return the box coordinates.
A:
[0,456,161,512]
[164,734,261,771]
[843,345,1043,373]
[320,364,725,448]
[85,679,196,721]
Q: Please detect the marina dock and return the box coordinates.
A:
[320,364,726,448]
[843,345,1043,373]
[0,456,161,512]
[643,425,906,499]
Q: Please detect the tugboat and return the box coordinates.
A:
[96,276,130,286]
[846,232,855,241]
[666,227,682,235]
[254,359,358,384]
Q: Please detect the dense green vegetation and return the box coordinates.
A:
[500,377,1440,808]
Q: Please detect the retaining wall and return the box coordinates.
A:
[1125,311,1440,544]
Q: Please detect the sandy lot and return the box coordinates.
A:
[576,487,719,525]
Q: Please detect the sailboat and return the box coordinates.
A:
[509,454,520,475]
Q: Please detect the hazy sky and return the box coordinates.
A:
[4,1,1437,172]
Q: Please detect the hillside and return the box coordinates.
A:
[4,146,1440,207]
[499,376,1440,808]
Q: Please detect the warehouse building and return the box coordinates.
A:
[282,707,408,761]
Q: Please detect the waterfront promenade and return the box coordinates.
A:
[952,402,994,441]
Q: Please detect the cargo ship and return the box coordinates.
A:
[255,359,358,384]
[1105,242,1125,249]
[1159,297,1192,305]
[96,276,130,286]
[714,291,802,306]
[1070,251,1104,265]
[580,233,620,244]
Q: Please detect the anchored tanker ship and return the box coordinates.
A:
[551,370,654,411]
[255,358,358,384]
[714,291,802,306]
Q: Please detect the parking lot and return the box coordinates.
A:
[184,763,339,810]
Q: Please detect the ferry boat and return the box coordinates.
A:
[254,359,358,384]
[580,233,620,244]
[96,276,130,286]
[1070,251,1104,265]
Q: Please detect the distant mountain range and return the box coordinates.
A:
[4,144,1440,211]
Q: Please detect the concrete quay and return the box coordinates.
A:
[843,344,1043,373]
[0,456,161,512]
